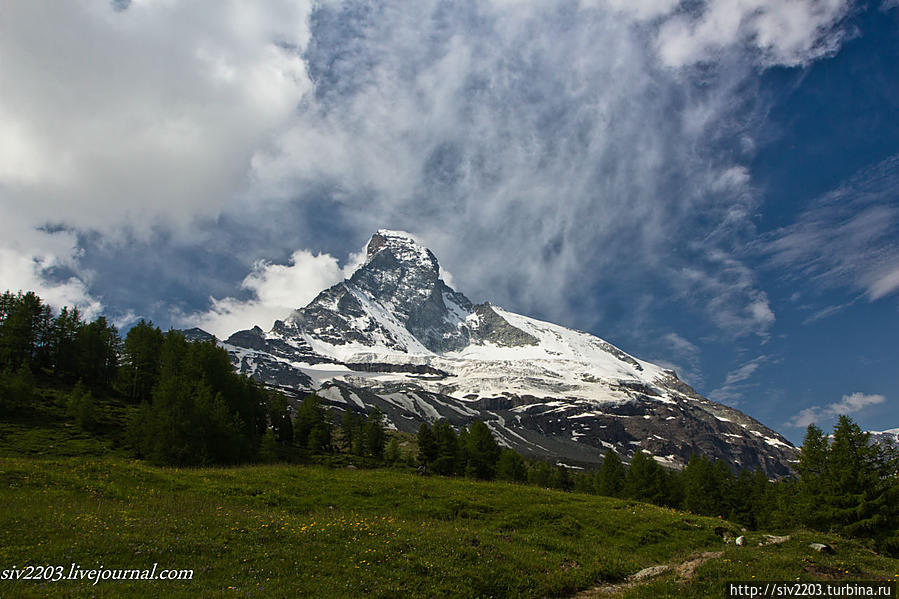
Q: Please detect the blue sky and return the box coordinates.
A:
[1,0,897,443]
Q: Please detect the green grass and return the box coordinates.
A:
[0,383,133,458]
[620,531,899,598]
[0,457,713,598]
[2,383,897,598]
[2,457,897,598]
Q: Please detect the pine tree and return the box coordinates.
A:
[120,319,164,403]
[307,413,333,453]
[549,465,573,490]
[0,291,52,370]
[384,437,402,464]
[596,448,626,497]
[827,416,898,542]
[417,422,438,467]
[795,424,830,530]
[626,450,668,505]
[268,391,294,446]
[49,306,82,379]
[295,394,328,450]
[129,330,264,465]
[66,380,97,432]
[527,461,552,487]
[495,449,527,482]
[682,455,719,515]
[464,421,501,479]
[342,411,361,454]
[364,408,386,458]
[76,316,120,388]
[432,419,458,475]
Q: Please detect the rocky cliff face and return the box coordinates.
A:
[219,229,797,476]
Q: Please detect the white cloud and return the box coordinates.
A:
[0,213,103,319]
[707,355,768,405]
[0,0,858,342]
[655,332,703,386]
[663,332,701,358]
[182,250,345,338]
[788,392,887,428]
[869,265,899,300]
[723,356,765,385]
[0,0,313,319]
[0,1,312,232]
[656,0,851,68]
[801,301,855,325]
[762,154,899,304]
[674,252,776,339]
[246,0,826,336]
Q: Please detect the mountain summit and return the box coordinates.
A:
[221,230,796,475]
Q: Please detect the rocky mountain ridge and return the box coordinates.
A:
[214,230,797,476]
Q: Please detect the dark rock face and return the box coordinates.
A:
[468,303,539,347]
[181,327,216,342]
[217,230,797,476]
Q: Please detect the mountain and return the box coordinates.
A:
[868,428,899,447]
[218,230,796,476]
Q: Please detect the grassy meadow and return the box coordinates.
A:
[1,455,897,598]
[1,381,898,597]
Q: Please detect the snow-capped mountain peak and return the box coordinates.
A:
[220,231,797,476]
[364,229,439,271]
[868,428,899,447]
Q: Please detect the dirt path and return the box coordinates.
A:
[573,534,791,598]
[572,551,723,598]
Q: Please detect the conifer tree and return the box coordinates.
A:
[66,380,97,431]
[527,461,552,487]
[432,419,458,475]
[626,450,669,505]
[495,449,528,482]
[549,465,573,490]
[464,421,501,479]
[50,306,82,379]
[596,448,626,497]
[121,319,164,403]
[76,316,120,388]
[342,411,361,454]
[827,416,898,542]
[682,455,720,515]
[795,423,830,530]
[364,407,386,458]
[295,394,328,450]
[0,291,52,370]
[268,391,294,446]
[384,437,402,464]
[417,421,438,467]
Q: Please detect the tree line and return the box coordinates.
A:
[2,290,897,554]
[412,415,898,554]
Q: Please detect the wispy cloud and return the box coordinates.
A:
[788,392,887,428]
[653,332,704,385]
[655,0,852,68]
[245,0,836,337]
[762,153,899,304]
[800,298,860,325]
[0,0,856,341]
[708,355,768,405]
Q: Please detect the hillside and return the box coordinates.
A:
[1,456,897,598]
[1,374,897,597]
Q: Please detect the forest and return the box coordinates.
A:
[2,289,897,555]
